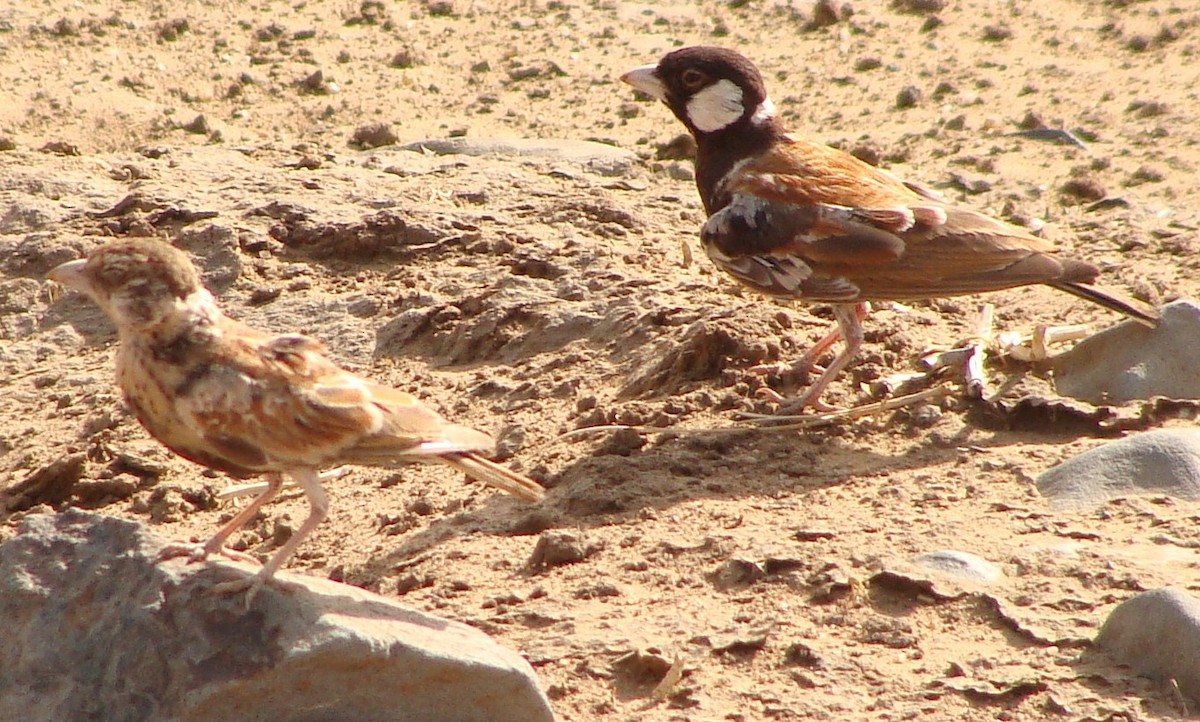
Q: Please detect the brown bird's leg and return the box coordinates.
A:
[776,302,869,414]
[157,472,287,566]
[212,468,328,602]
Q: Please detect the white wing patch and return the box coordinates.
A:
[687,79,745,133]
[713,157,756,199]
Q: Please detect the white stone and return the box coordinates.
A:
[912,550,1003,583]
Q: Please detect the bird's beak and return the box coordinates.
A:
[47,258,88,292]
[621,64,666,101]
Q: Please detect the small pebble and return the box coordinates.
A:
[895,85,922,109]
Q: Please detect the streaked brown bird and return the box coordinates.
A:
[622,46,1158,411]
[50,239,544,598]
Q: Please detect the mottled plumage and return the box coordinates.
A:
[623,46,1158,410]
[50,239,543,596]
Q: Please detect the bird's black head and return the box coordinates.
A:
[622,46,777,138]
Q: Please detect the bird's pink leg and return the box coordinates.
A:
[211,468,328,603]
[752,302,869,377]
[771,302,869,414]
[157,472,288,566]
[792,322,846,372]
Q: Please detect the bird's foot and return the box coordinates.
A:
[755,386,786,403]
[748,358,833,414]
[756,386,835,411]
[747,360,789,377]
[210,574,264,605]
[741,386,838,421]
[747,359,825,381]
[211,569,302,608]
[774,392,838,416]
[156,542,261,567]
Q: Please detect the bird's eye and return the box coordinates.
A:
[680,68,707,89]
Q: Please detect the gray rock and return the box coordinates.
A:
[662,161,695,181]
[1036,429,1200,511]
[173,224,244,293]
[0,198,62,233]
[911,550,1003,583]
[0,509,553,722]
[1053,299,1200,404]
[1096,588,1200,706]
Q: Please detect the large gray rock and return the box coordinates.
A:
[1053,299,1200,404]
[0,509,553,722]
[1036,428,1200,511]
[1096,588,1200,706]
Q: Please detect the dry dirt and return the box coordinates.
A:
[3,1,1200,720]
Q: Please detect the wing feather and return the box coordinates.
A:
[337,382,497,465]
[705,139,1080,302]
[176,331,383,470]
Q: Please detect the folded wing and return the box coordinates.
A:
[703,138,1112,303]
[176,328,544,501]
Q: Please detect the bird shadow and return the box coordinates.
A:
[350,385,1138,590]
[352,421,966,584]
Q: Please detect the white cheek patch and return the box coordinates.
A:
[686,79,745,132]
[750,97,776,126]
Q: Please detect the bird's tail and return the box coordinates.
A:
[442,453,546,503]
[1051,282,1160,328]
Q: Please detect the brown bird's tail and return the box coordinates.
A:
[442,453,546,503]
[1051,282,1160,328]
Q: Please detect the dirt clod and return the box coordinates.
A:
[526,530,600,571]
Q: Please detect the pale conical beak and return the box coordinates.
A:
[48,258,88,291]
[621,64,666,101]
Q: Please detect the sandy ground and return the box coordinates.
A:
[3,0,1200,719]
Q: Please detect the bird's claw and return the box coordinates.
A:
[750,386,839,416]
[776,395,839,416]
[156,543,210,565]
[748,361,790,376]
[211,571,302,608]
[747,359,825,378]
[210,575,265,607]
[156,542,261,567]
[754,387,787,402]
[749,358,831,411]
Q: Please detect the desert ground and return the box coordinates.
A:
[3,0,1200,719]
